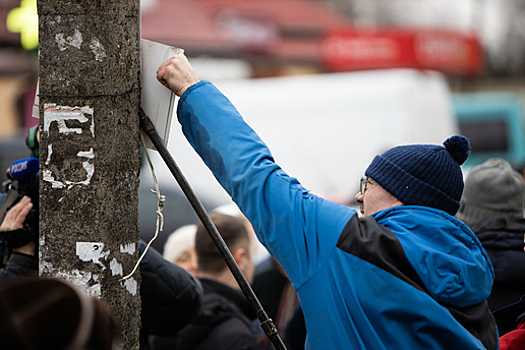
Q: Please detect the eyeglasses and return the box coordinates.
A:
[360,176,369,194]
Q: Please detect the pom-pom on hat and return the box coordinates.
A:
[365,135,470,216]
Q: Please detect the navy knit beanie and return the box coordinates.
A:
[365,135,470,216]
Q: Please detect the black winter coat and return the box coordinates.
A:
[139,240,201,337]
[471,215,525,311]
[471,215,525,335]
[0,252,37,284]
[156,278,261,350]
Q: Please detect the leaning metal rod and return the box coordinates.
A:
[139,109,287,350]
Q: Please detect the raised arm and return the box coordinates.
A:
[157,55,354,287]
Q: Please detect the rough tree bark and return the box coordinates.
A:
[37,1,142,348]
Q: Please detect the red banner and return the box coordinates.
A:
[320,28,484,77]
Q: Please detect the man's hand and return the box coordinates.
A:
[157,53,200,97]
[0,196,35,255]
[0,196,32,231]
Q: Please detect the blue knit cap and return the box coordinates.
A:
[365,135,470,216]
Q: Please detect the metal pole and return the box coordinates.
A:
[139,109,287,350]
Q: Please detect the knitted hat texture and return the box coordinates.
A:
[365,135,470,216]
[456,158,525,227]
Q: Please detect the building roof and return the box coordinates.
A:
[141,0,483,77]
[140,0,351,58]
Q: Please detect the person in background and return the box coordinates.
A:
[212,202,270,267]
[163,224,198,276]
[0,196,37,284]
[168,212,262,350]
[213,202,302,349]
[0,277,120,350]
[456,158,525,335]
[156,53,498,349]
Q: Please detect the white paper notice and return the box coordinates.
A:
[140,39,183,149]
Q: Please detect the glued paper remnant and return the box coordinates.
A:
[43,104,94,137]
[43,104,96,190]
[76,242,110,270]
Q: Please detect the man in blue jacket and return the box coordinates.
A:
[157,53,498,349]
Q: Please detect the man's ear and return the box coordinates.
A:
[233,247,246,267]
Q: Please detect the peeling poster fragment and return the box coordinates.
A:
[76,242,110,270]
[110,258,123,277]
[56,28,83,51]
[42,169,65,189]
[43,104,94,137]
[43,104,96,190]
[40,266,102,298]
[122,277,138,296]
[120,243,136,255]
[89,37,107,62]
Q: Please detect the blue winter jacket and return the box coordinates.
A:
[177,81,498,350]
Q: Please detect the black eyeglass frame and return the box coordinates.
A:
[360,176,370,194]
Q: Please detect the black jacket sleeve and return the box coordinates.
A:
[139,239,202,336]
[0,252,38,285]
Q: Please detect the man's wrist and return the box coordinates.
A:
[12,241,36,256]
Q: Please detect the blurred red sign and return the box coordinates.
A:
[320,28,484,77]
